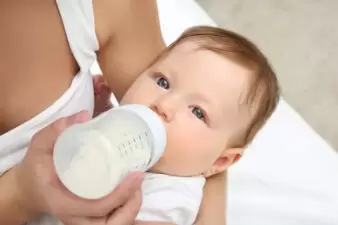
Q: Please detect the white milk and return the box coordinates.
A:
[53,104,166,199]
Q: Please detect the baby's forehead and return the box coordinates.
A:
[155,42,252,98]
[155,41,252,77]
[165,44,252,107]
[154,41,203,64]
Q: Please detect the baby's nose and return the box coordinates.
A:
[150,104,174,122]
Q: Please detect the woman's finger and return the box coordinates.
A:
[107,189,143,225]
[54,172,144,217]
[60,215,101,225]
[134,222,175,225]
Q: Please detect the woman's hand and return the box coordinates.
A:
[14,111,144,223]
[60,189,142,225]
[93,75,113,117]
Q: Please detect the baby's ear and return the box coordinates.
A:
[202,148,243,178]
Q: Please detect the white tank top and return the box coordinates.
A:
[0,0,98,175]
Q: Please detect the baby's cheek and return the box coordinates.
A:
[122,85,158,106]
[120,89,146,105]
[171,139,207,174]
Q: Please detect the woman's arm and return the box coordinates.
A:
[195,172,227,225]
[95,0,166,101]
[0,168,37,225]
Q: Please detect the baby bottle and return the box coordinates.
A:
[53,104,167,199]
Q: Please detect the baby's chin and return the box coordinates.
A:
[147,164,184,177]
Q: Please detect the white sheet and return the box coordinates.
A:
[92,1,338,224]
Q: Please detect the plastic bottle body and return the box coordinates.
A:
[53,104,166,199]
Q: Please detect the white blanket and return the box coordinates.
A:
[92,1,338,224]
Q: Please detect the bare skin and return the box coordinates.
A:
[0,0,164,133]
[0,0,225,224]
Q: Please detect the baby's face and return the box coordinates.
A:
[121,42,251,177]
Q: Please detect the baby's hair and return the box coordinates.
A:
[153,26,280,147]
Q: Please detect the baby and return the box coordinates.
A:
[120,25,280,224]
[41,25,279,225]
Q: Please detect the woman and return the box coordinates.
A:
[0,0,226,224]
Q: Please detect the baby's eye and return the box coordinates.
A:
[156,77,170,89]
[191,107,206,122]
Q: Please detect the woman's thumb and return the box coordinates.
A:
[67,110,91,125]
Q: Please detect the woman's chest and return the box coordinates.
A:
[0,0,79,134]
